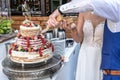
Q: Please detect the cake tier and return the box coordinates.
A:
[20,25,41,37]
[10,48,53,63]
[16,37,49,49]
[10,34,54,54]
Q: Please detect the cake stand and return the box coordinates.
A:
[2,54,62,80]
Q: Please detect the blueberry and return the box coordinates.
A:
[35,24,38,27]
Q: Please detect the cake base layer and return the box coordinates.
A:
[9,55,53,68]
[10,53,53,64]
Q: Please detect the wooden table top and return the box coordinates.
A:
[0,33,16,43]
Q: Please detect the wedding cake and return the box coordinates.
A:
[9,20,54,63]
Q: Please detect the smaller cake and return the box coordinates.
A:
[20,19,42,37]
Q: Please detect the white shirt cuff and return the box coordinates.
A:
[59,0,93,14]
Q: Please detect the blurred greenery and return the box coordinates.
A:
[0,17,14,34]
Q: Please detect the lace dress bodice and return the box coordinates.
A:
[82,20,104,47]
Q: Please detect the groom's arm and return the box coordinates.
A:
[59,0,120,22]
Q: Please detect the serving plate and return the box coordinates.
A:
[2,54,62,80]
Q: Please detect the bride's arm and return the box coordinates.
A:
[70,13,84,43]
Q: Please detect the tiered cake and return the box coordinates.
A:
[9,20,54,63]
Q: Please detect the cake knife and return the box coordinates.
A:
[41,15,63,34]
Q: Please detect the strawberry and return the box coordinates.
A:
[9,48,12,54]
[51,44,54,52]
[39,47,43,57]
[22,24,26,26]
[26,37,30,48]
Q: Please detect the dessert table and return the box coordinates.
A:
[0,38,80,80]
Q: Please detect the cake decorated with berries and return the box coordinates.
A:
[9,20,54,63]
[20,19,41,37]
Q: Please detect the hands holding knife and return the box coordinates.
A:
[41,9,77,34]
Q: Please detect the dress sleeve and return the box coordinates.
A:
[59,0,120,22]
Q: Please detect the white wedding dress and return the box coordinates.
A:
[75,20,104,80]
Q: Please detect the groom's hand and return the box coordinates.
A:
[46,9,62,28]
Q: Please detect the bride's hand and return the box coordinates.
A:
[62,19,76,31]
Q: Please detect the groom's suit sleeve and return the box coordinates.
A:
[59,0,120,22]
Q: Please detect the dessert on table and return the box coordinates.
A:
[9,19,54,63]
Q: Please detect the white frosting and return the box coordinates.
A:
[20,25,42,31]
[16,38,49,49]
[17,38,42,45]
[11,48,53,59]
[20,24,42,37]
